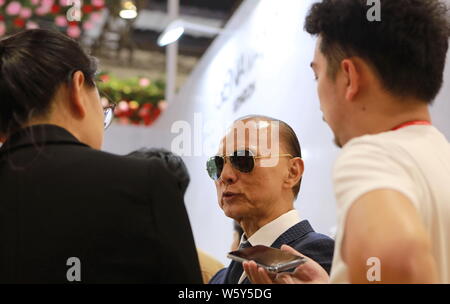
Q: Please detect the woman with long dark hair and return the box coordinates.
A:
[0,29,201,284]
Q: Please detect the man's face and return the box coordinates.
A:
[311,38,347,147]
[214,120,292,222]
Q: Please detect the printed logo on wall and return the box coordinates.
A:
[218,51,262,113]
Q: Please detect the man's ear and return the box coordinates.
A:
[68,71,87,119]
[286,157,304,190]
[341,58,360,101]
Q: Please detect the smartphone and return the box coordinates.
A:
[227,245,307,273]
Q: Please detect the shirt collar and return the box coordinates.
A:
[241,209,301,247]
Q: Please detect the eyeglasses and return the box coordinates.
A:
[67,70,117,130]
[103,103,116,130]
[95,74,117,130]
[206,149,294,181]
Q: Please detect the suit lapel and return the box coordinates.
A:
[224,260,242,284]
[224,241,252,284]
[241,220,314,284]
[271,220,314,249]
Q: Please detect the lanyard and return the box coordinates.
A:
[391,120,431,131]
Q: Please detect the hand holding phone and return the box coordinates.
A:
[227,245,306,273]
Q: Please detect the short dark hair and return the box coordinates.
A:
[0,29,98,136]
[127,148,191,196]
[305,0,450,103]
[235,115,303,199]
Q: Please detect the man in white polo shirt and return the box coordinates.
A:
[244,0,450,283]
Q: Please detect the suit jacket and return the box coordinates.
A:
[209,220,334,284]
[0,124,202,283]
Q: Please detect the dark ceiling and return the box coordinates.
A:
[133,0,244,56]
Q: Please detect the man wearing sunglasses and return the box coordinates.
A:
[208,115,334,284]
[0,30,201,283]
[245,0,450,284]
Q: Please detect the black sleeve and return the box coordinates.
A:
[146,158,202,284]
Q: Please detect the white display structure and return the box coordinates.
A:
[103,0,450,265]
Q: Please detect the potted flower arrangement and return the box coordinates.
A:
[97,73,168,127]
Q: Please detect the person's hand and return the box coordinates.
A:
[243,245,330,284]
[243,260,277,284]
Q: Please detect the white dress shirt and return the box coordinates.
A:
[237,209,301,283]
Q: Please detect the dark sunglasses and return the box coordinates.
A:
[206,150,293,181]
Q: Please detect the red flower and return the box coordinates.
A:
[13,18,26,28]
[142,103,153,110]
[99,74,110,83]
[145,107,162,126]
[51,4,61,14]
[152,108,162,120]
[68,21,79,26]
[0,15,4,22]
[82,5,94,14]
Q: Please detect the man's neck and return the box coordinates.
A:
[343,99,431,146]
[240,205,294,238]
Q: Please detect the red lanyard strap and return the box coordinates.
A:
[391,120,431,131]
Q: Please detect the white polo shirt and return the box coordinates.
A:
[330,125,450,283]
